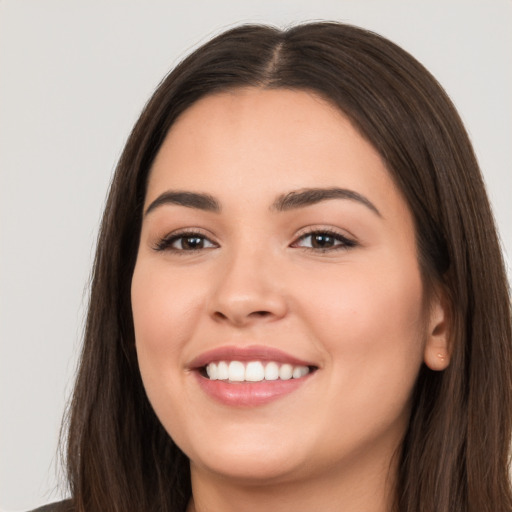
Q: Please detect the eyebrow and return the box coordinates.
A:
[271,187,381,216]
[145,191,221,216]
[144,187,381,217]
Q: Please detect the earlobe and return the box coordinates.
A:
[423,290,452,371]
[424,349,450,371]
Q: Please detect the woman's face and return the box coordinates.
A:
[131,88,448,485]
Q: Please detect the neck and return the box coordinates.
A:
[187,446,399,512]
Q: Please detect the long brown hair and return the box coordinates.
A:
[64,22,512,512]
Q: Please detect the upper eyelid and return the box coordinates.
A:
[295,230,349,241]
[293,225,356,241]
[160,226,352,239]
[162,227,216,241]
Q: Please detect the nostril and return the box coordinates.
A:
[212,309,272,324]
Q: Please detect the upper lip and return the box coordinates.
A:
[188,345,316,370]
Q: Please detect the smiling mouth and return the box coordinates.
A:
[191,347,318,406]
[200,360,317,382]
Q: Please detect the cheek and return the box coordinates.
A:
[131,261,203,384]
[131,260,211,446]
[311,253,424,344]
[298,259,426,405]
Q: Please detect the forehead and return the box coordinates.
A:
[146,87,404,218]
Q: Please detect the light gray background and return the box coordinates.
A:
[1,1,510,510]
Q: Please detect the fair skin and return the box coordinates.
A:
[131,88,450,512]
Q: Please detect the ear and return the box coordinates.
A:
[423,288,452,371]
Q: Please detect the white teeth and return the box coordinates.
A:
[217,361,229,380]
[204,360,311,382]
[293,366,309,379]
[228,361,245,382]
[206,362,218,380]
[245,361,265,382]
[264,361,279,381]
[279,364,293,380]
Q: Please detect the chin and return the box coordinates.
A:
[191,450,303,485]
[182,427,311,484]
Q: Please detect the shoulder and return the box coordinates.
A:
[29,500,74,512]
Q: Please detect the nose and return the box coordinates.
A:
[208,248,288,327]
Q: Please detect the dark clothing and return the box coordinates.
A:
[29,500,73,512]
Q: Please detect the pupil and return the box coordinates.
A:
[183,237,203,249]
[312,234,334,248]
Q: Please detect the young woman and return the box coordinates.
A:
[40,22,512,512]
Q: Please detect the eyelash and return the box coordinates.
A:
[154,229,217,253]
[291,229,357,252]
[154,228,357,254]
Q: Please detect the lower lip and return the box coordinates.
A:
[194,372,312,406]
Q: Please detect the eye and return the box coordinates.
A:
[292,229,356,252]
[154,231,218,252]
